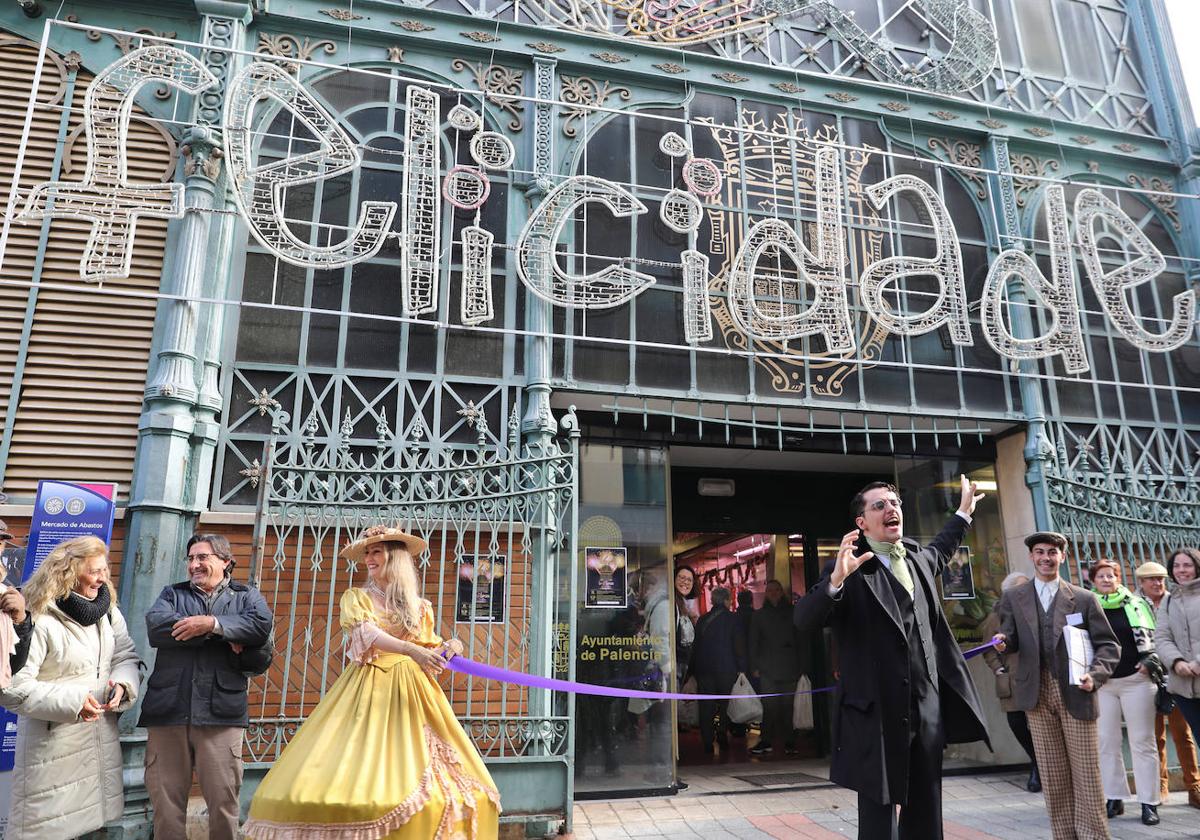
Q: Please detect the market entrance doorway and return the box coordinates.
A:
[670,459,889,771]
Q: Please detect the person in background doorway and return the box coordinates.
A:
[1156,548,1200,748]
[141,533,274,840]
[1090,558,1162,825]
[793,476,990,840]
[1138,559,1200,809]
[730,589,756,738]
[674,564,699,685]
[0,536,141,840]
[981,571,1040,792]
[749,579,801,757]
[994,532,1120,840]
[692,586,743,755]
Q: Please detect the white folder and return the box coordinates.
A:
[1064,624,1094,686]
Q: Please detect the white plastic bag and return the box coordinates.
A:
[677,676,699,727]
[727,672,763,724]
[793,675,814,730]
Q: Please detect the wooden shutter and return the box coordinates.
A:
[0,36,175,502]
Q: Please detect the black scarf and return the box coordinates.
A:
[56,585,111,627]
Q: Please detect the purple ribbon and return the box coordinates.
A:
[443,636,1001,701]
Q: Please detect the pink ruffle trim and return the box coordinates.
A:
[242,725,501,840]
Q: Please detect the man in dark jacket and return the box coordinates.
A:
[750,579,802,756]
[794,477,990,840]
[692,587,743,754]
[140,533,273,840]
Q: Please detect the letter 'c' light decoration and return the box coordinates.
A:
[224,61,397,270]
[515,175,654,308]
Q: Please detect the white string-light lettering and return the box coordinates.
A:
[18,46,217,282]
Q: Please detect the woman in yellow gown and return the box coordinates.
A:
[243,526,501,840]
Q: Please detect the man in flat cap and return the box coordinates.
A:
[1137,560,1200,808]
[995,532,1120,840]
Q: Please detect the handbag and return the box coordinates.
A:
[1155,683,1175,716]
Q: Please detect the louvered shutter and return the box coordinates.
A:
[0,36,175,502]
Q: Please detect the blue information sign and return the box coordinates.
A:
[0,481,117,772]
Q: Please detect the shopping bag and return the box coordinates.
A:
[727,672,763,724]
[677,676,699,727]
[792,675,814,730]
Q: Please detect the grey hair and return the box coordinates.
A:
[1000,571,1030,592]
[710,587,731,608]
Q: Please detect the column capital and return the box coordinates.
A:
[180,126,225,184]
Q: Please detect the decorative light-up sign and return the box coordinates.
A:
[11,46,1197,380]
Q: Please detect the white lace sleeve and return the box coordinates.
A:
[346,621,384,664]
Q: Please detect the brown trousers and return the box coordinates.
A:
[1157,706,1200,797]
[146,725,244,840]
[1026,670,1110,840]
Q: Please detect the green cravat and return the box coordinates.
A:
[867,537,913,596]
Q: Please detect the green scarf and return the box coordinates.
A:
[1095,585,1156,630]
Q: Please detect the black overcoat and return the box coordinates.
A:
[793,514,990,805]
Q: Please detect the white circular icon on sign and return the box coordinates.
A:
[66,498,86,516]
[43,497,65,515]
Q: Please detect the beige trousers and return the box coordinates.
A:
[146,725,244,840]
[1097,670,1160,804]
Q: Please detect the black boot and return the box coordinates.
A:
[1106,799,1125,818]
[1141,804,1159,826]
[1026,765,1041,793]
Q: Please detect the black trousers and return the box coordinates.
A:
[1006,710,1038,766]
[697,672,736,748]
[856,689,944,840]
[759,675,797,747]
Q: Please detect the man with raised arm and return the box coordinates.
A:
[794,476,990,840]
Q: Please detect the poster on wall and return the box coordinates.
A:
[0,481,117,777]
[941,546,976,600]
[585,546,628,609]
[455,555,506,624]
[23,481,118,578]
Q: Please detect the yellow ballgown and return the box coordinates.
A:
[243,589,501,840]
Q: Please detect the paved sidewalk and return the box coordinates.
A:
[572,764,1200,839]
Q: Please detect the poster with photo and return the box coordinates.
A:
[455,555,506,623]
[941,546,976,600]
[585,546,628,608]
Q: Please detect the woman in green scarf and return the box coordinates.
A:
[1092,558,1165,826]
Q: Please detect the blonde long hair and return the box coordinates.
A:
[24,536,114,618]
[374,543,423,636]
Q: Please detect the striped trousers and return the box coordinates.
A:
[1026,670,1110,840]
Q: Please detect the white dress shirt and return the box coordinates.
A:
[1034,577,1060,613]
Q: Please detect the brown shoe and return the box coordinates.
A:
[1188,789,1200,809]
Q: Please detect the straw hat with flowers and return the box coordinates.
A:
[339,525,427,560]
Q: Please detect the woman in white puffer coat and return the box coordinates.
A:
[0,535,141,840]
